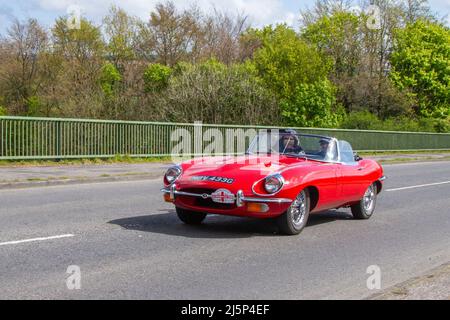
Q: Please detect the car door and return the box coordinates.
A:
[308,140,341,212]
[336,141,369,202]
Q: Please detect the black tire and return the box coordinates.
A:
[351,183,377,219]
[176,207,207,224]
[276,189,310,235]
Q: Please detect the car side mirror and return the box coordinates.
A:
[353,152,362,161]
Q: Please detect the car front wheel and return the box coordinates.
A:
[276,189,310,235]
[351,183,377,219]
[176,207,207,224]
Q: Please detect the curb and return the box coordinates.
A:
[367,262,450,300]
[0,172,163,190]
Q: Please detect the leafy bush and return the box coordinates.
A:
[390,19,450,119]
[25,96,44,116]
[154,60,279,125]
[281,79,344,127]
[0,105,6,116]
[143,63,172,93]
[339,111,449,132]
[339,111,382,130]
[99,62,122,97]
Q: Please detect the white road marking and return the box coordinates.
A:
[0,234,74,246]
[387,180,450,192]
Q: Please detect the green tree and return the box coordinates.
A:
[249,24,339,127]
[0,105,7,116]
[50,17,106,118]
[302,11,361,78]
[103,6,137,71]
[52,17,105,63]
[1,19,48,115]
[390,20,450,118]
[251,24,331,98]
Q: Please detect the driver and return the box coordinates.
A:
[280,133,303,154]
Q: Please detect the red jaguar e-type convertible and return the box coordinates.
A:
[161,129,385,235]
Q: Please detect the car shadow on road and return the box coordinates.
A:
[108,209,353,239]
[308,210,353,227]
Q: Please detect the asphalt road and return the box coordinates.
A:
[0,161,449,299]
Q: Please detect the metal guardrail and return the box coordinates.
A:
[1,116,450,160]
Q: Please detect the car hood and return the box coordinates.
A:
[176,154,318,192]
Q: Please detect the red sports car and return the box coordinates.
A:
[161,129,385,235]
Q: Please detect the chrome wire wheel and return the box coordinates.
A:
[290,190,307,228]
[277,189,310,235]
[363,184,376,212]
[351,182,378,219]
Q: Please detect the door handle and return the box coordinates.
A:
[357,167,366,171]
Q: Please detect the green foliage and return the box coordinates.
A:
[26,96,43,116]
[281,79,344,127]
[390,20,450,118]
[143,63,173,92]
[339,111,382,130]
[0,105,6,116]
[302,11,360,77]
[339,111,447,132]
[155,60,279,125]
[52,17,105,59]
[103,6,136,69]
[250,24,331,98]
[249,24,338,127]
[99,62,122,97]
[0,3,448,133]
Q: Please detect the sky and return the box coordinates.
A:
[0,0,449,35]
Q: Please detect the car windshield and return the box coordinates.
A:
[247,131,336,161]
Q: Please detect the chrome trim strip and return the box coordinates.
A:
[162,188,213,199]
[241,197,292,203]
[379,176,387,181]
[160,188,292,204]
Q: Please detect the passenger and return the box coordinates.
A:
[316,139,329,158]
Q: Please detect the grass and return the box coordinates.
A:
[0,155,173,167]
[359,149,450,156]
[377,155,450,164]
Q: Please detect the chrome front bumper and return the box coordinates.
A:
[161,185,292,207]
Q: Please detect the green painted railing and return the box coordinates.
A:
[1,116,450,160]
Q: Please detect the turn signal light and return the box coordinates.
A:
[246,202,269,213]
[163,193,174,203]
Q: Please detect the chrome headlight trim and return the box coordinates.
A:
[264,173,285,195]
[164,165,182,185]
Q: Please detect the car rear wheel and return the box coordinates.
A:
[276,189,310,235]
[176,207,207,224]
[351,183,377,219]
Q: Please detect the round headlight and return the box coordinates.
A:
[264,174,284,194]
[164,166,182,185]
